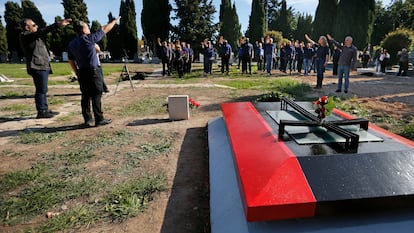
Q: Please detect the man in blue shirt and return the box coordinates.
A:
[68,17,120,127]
[220,39,232,75]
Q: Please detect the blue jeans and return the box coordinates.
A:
[303,58,312,74]
[337,65,350,91]
[265,54,273,73]
[31,69,49,111]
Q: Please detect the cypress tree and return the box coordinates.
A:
[278,0,291,39]
[120,0,138,59]
[106,13,123,59]
[267,0,281,32]
[21,0,46,28]
[246,0,266,43]
[173,0,217,54]
[230,2,242,50]
[266,0,295,39]
[141,0,171,53]
[4,1,23,60]
[313,0,337,38]
[61,0,89,55]
[371,2,393,45]
[62,0,89,24]
[219,0,231,34]
[0,16,8,62]
[49,16,65,58]
[333,0,375,49]
[219,0,241,52]
[91,20,107,51]
[294,13,313,41]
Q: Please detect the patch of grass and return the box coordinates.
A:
[42,149,95,166]
[1,103,33,112]
[48,96,66,105]
[0,163,48,194]
[1,177,101,226]
[219,77,311,97]
[1,149,25,157]
[62,129,141,151]
[91,130,137,147]
[256,91,291,102]
[0,90,31,98]
[48,79,75,85]
[15,131,66,144]
[0,63,124,81]
[32,205,99,233]
[116,130,173,173]
[56,111,78,122]
[399,122,414,140]
[120,97,167,116]
[102,174,166,222]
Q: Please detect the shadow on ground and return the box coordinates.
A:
[160,127,210,233]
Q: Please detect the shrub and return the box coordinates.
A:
[381,28,414,65]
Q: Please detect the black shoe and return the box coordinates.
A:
[36,110,58,119]
[95,119,112,127]
[344,90,348,94]
[335,89,341,93]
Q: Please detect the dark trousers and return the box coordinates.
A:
[257,56,264,71]
[185,59,192,73]
[242,56,252,74]
[97,66,108,92]
[297,58,303,73]
[221,55,230,73]
[333,61,339,75]
[77,68,104,123]
[280,57,286,72]
[176,59,184,78]
[398,61,408,76]
[31,69,49,112]
[162,59,170,76]
[315,58,326,88]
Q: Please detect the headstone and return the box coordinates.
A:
[168,95,190,120]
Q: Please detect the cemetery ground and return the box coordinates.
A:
[0,62,413,233]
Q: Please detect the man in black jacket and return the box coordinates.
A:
[19,18,71,118]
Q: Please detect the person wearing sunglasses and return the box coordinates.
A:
[19,18,72,118]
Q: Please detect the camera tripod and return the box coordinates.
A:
[114,56,136,95]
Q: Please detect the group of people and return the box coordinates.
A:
[18,15,411,124]
[20,17,119,127]
[157,38,194,78]
[252,33,358,92]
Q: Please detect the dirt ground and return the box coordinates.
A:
[0,66,413,233]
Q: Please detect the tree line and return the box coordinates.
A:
[0,0,413,63]
[0,0,137,62]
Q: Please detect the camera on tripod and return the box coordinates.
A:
[114,49,137,95]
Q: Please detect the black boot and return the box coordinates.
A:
[36,110,59,119]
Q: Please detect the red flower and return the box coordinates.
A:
[189,98,201,109]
